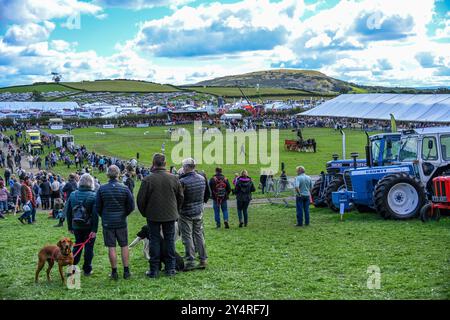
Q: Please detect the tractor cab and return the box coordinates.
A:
[369,133,401,167]
[399,127,450,191]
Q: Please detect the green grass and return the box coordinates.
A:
[0,83,79,93]
[0,205,448,299]
[61,80,180,93]
[183,86,310,97]
[45,126,370,178]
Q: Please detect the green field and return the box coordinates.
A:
[46,126,369,178]
[61,80,181,93]
[0,83,79,93]
[1,125,449,300]
[0,205,448,299]
[183,86,310,97]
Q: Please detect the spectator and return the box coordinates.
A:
[124,173,135,194]
[10,177,21,214]
[137,153,184,278]
[96,165,134,280]
[66,174,98,276]
[178,158,210,270]
[18,176,36,224]
[235,170,256,227]
[209,167,231,229]
[259,172,268,194]
[0,180,9,218]
[39,177,51,210]
[280,170,288,192]
[294,166,312,227]
[62,173,78,201]
[50,178,60,209]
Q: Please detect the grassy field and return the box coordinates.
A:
[183,86,310,97]
[45,126,370,179]
[61,80,180,93]
[0,205,448,299]
[0,83,79,93]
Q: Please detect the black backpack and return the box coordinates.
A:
[72,192,91,226]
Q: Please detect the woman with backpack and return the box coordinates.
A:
[65,173,98,276]
[209,167,231,229]
[234,170,256,228]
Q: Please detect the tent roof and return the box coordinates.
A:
[299,94,450,122]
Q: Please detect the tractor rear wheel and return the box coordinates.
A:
[311,177,327,207]
[420,203,441,222]
[325,176,352,212]
[373,173,426,220]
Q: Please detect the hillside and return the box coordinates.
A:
[0,80,181,93]
[194,69,362,94]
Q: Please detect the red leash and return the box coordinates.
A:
[72,234,94,258]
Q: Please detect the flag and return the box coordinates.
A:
[390,113,397,132]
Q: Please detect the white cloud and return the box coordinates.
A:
[3,22,55,46]
[0,0,102,23]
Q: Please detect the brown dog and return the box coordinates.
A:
[35,237,74,284]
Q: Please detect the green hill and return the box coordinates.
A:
[0,83,79,93]
[61,80,180,93]
[194,69,362,94]
[182,86,312,97]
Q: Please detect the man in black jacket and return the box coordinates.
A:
[96,165,135,280]
[62,173,78,201]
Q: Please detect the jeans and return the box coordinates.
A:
[296,196,310,226]
[179,214,207,263]
[237,200,250,224]
[73,229,96,273]
[147,220,176,273]
[19,207,35,223]
[0,200,7,213]
[213,200,229,225]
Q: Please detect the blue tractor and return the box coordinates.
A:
[312,131,401,211]
[332,127,450,219]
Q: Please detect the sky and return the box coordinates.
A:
[0,0,449,87]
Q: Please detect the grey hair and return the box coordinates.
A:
[79,173,94,190]
[182,158,196,171]
[107,165,120,179]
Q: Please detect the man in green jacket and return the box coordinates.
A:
[66,173,98,276]
[137,153,184,278]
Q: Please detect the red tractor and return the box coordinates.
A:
[420,176,450,222]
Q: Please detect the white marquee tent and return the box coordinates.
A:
[299,94,450,122]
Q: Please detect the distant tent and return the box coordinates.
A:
[299,94,450,123]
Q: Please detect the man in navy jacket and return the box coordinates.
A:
[96,165,135,280]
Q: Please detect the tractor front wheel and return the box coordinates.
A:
[420,203,441,222]
[373,173,426,220]
[311,177,327,207]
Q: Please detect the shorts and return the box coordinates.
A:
[103,227,128,247]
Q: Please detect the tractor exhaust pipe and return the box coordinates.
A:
[364,131,372,167]
[340,129,346,160]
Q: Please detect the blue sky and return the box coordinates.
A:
[0,0,449,87]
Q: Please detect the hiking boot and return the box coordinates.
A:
[145,270,159,278]
[216,223,221,228]
[53,221,63,227]
[18,217,25,224]
[197,261,207,270]
[184,261,196,271]
[83,270,94,276]
[224,221,229,229]
[123,270,131,279]
[244,223,248,227]
[109,272,119,281]
[239,222,243,228]
[165,269,177,277]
